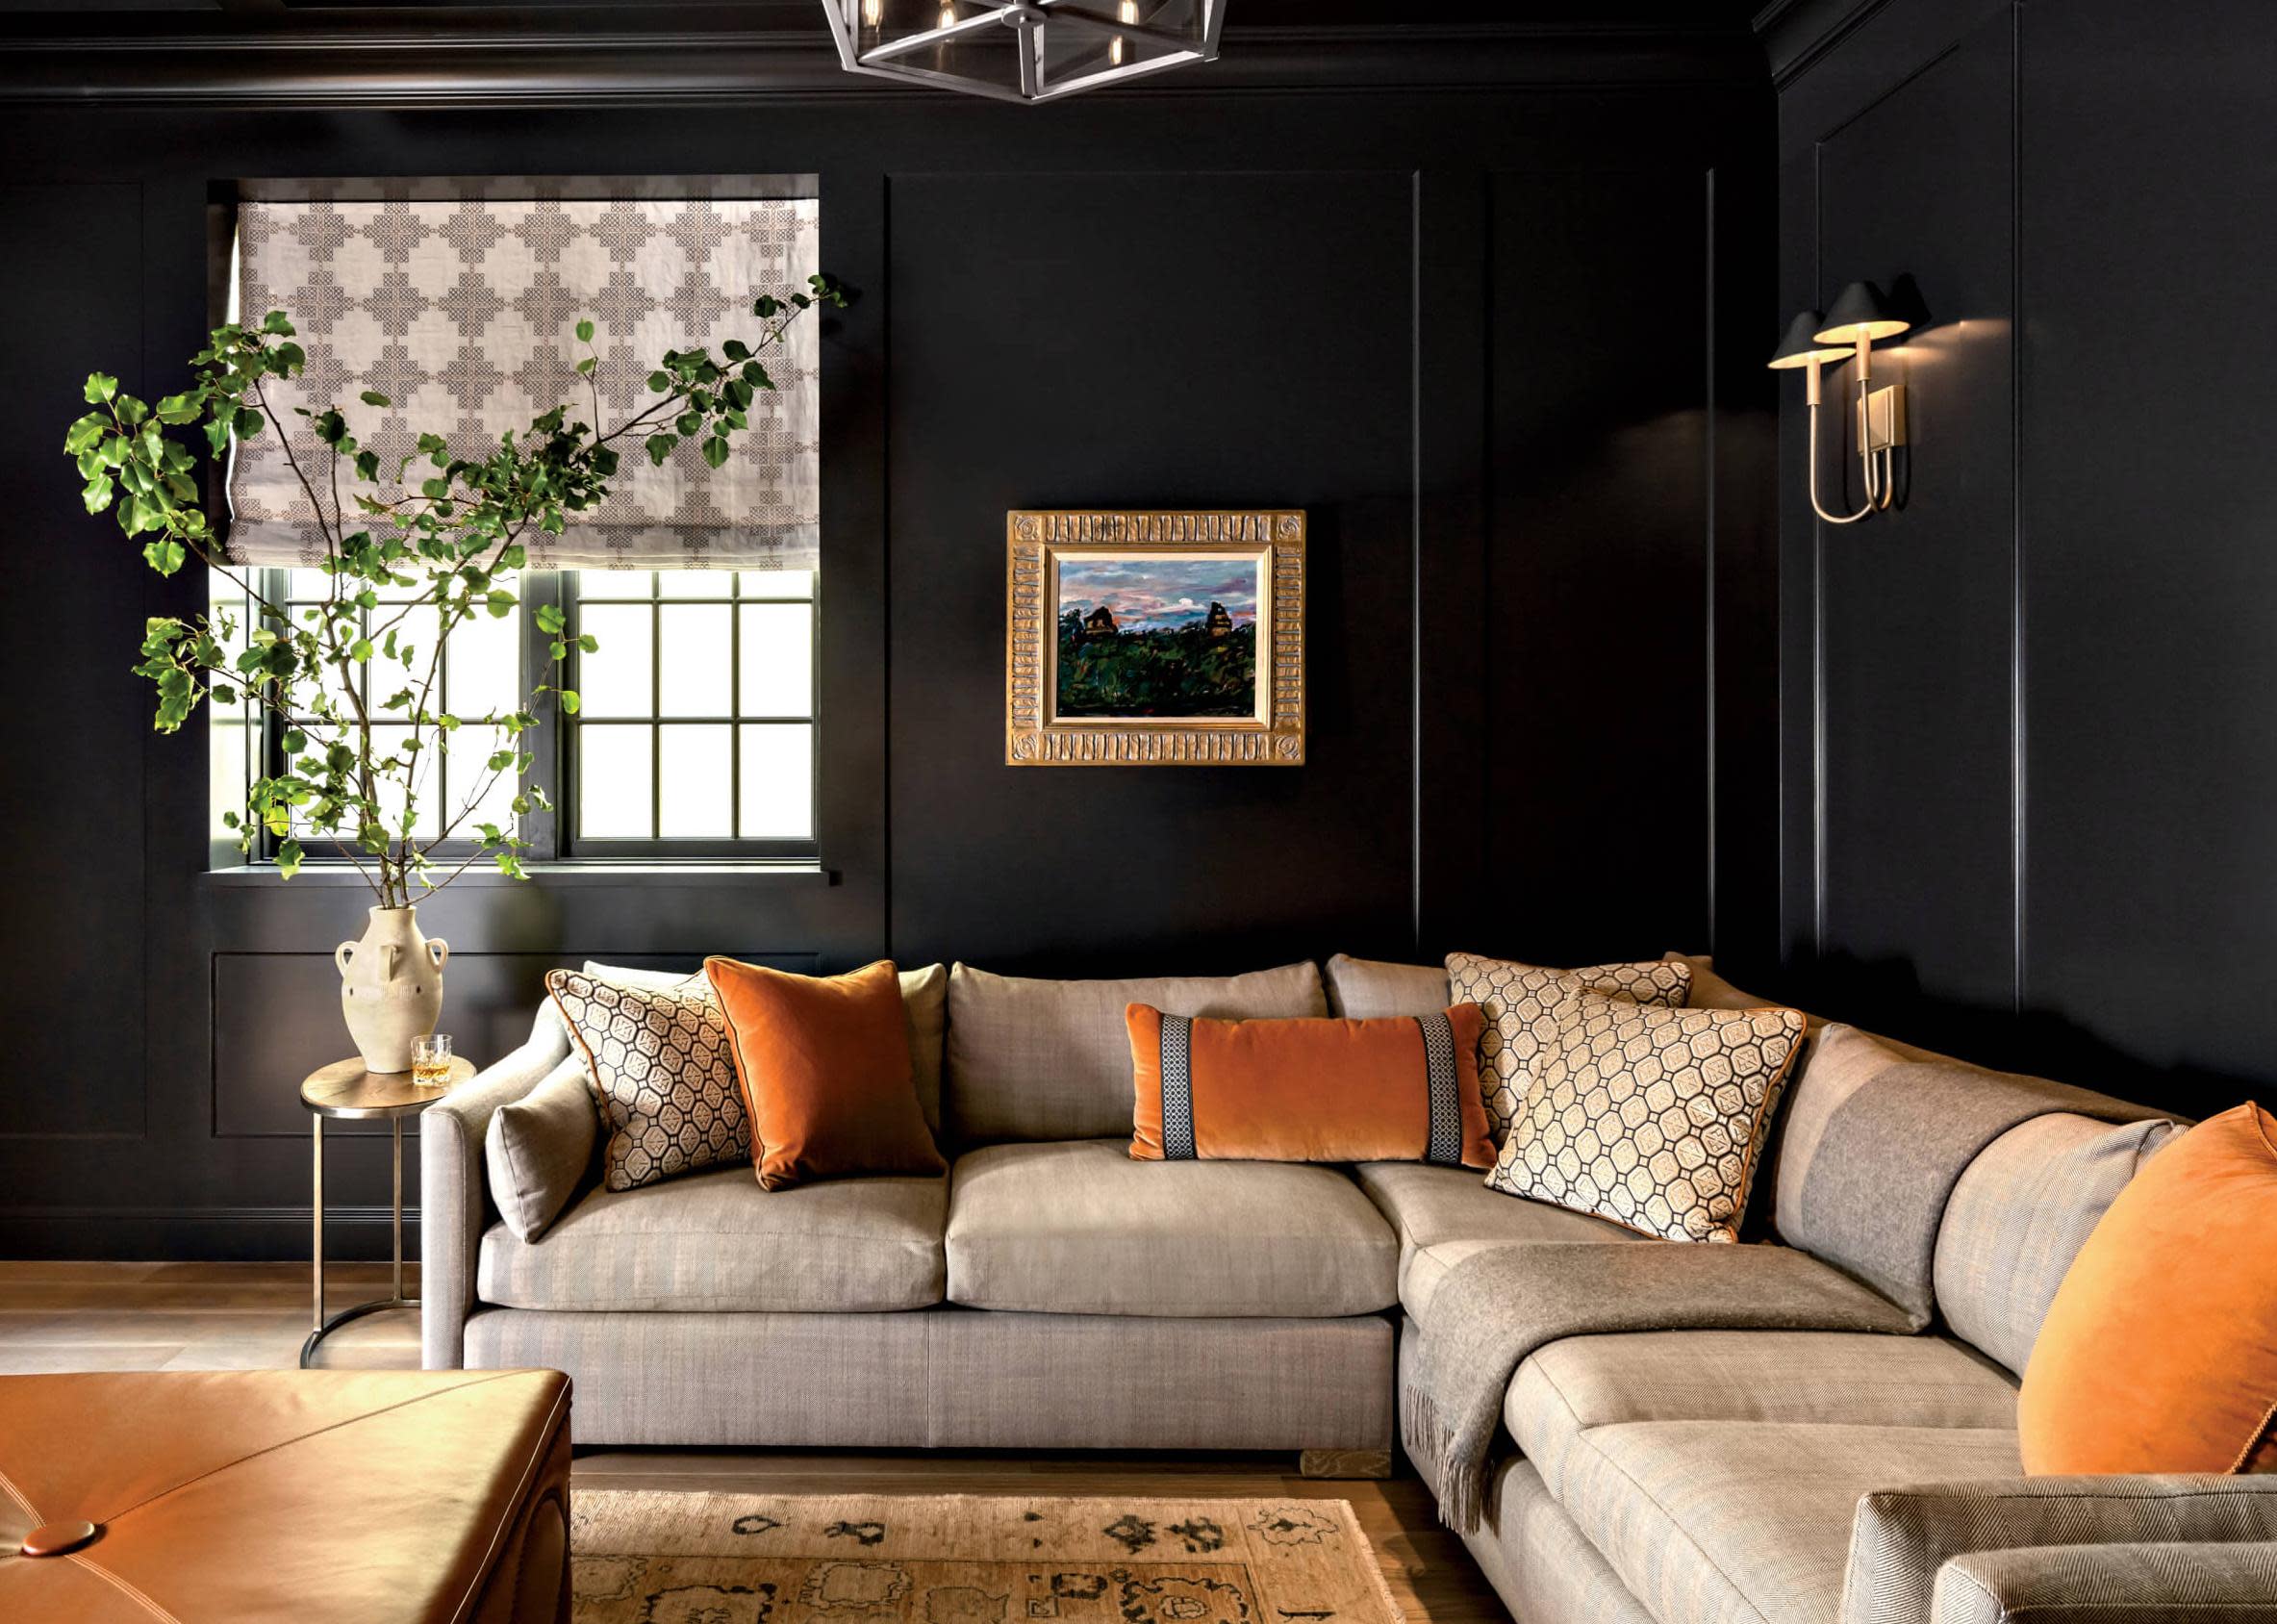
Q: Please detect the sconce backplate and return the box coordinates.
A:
[1858,384,1908,453]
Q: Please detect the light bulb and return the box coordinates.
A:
[938,3,954,27]
[862,0,879,25]
[1111,0,1135,63]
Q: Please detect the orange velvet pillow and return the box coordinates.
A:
[703,957,947,1191]
[2020,1102,2277,1474]
[1126,1003,1495,1167]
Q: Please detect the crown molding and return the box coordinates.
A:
[0,8,1766,109]
[1752,0,1890,87]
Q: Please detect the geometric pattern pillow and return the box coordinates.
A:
[544,968,749,1191]
[1445,952,1693,1145]
[1484,986,1806,1242]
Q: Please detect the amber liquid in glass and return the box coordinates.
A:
[413,1058,452,1088]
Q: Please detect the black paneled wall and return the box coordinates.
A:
[1770,0,2277,1119]
[0,16,1774,1257]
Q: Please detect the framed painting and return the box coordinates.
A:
[1006,510,1305,766]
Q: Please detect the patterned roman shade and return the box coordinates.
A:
[227,196,820,571]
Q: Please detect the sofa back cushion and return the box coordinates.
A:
[1933,1111,2180,1375]
[1771,1024,2165,1326]
[1322,954,1449,1018]
[944,961,1327,1143]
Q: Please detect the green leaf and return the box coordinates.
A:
[645,433,677,468]
[232,406,265,441]
[574,356,596,376]
[575,633,598,653]
[534,602,567,635]
[349,638,374,662]
[359,390,391,408]
[558,689,581,715]
[261,311,295,337]
[486,589,516,619]
[646,370,670,393]
[753,295,779,318]
[82,473,115,515]
[84,372,119,404]
[277,837,304,878]
[574,318,595,343]
[283,727,308,753]
[701,436,730,469]
[675,411,703,437]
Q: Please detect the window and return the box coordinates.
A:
[212,569,819,866]
[565,569,818,854]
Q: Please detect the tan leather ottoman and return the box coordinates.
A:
[0,1369,570,1623]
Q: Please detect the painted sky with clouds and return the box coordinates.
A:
[1058,558,1259,632]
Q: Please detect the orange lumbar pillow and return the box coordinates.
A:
[2020,1102,2277,1474]
[703,957,948,1191]
[1126,1002,1495,1167]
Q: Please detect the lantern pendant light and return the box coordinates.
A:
[821,0,1226,103]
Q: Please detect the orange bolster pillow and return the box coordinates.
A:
[2020,1102,2277,1475]
[1126,1002,1495,1167]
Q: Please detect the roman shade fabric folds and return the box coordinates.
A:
[227,197,820,571]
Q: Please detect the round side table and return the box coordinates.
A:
[298,1054,475,1369]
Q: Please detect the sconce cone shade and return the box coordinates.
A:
[1767,311,1852,369]
[1814,281,1911,344]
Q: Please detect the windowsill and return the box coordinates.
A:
[201,860,833,888]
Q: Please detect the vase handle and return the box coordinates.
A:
[428,938,450,972]
[335,941,356,978]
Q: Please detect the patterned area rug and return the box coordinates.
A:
[570,1492,1404,1624]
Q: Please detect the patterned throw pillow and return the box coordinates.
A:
[1485,986,1806,1242]
[546,968,749,1191]
[1445,952,1692,1144]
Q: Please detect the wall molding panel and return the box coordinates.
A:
[1773,0,2274,1120]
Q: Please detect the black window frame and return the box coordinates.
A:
[227,565,822,868]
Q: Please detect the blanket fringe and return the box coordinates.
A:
[1401,1383,1480,1535]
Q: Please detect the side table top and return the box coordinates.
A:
[300,1055,477,1119]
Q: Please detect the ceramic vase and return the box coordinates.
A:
[335,905,449,1074]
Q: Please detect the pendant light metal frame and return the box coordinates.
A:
[821,0,1226,103]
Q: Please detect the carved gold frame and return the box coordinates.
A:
[1006,510,1305,767]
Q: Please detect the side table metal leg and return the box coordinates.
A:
[303,1115,325,1367]
[391,1116,404,1303]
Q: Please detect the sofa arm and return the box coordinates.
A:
[420,1008,571,1370]
[1844,1477,2277,1624]
[1933,1542,2277,1622]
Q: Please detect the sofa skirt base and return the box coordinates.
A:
[464,1305,1394,1452]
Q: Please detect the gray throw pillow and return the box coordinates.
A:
[484,1055,599,1241]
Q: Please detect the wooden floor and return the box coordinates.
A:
[0,1261,1507,1624]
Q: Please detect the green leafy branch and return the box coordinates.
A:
[69,273,848,908]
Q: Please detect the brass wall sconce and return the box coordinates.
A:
[1769,280,1911,524]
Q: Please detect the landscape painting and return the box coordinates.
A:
[1053,554,1261,720]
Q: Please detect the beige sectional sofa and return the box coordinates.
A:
[421,952,2277,1624]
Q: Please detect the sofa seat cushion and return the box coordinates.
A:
[1549,1418,2022,1624]
[945,1139,1397,1316]
[1353,1162,1640,1323]
[478,1164,947,1313]
[1505,1329,2019,1500]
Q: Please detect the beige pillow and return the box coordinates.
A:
[1485,986,1806,1242]
[546,968,749,1191]
[484,1056,596,1241]
[1445,952,1692,1144]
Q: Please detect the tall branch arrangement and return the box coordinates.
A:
[65,274,847,909]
